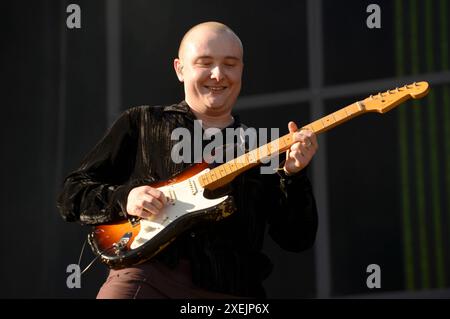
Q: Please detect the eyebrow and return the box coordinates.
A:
[194,55,241,61]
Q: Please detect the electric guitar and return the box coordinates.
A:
[88,81,430,269]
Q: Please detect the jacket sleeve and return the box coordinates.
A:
[56,108,140,225]
[264,164,318,252]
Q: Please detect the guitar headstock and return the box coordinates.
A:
[362,81,430,113]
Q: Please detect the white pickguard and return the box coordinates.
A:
[130,168,228,249]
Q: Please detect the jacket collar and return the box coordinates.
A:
[163,100,241,127]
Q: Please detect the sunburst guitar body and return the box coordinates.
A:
[88,163,235,268]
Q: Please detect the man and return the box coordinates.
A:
[57,21,318,298]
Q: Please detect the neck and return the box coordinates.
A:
[189,108,234,129]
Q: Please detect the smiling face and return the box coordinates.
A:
[174,24,244,118]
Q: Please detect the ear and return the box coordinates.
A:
[174,58,184,82]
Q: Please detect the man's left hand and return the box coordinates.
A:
[283,121,318,175]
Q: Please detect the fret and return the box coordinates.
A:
[247,151,257,163]
[256,149,262,161]
[333,109,345,122]
[317,119,325,129]
[254,150,261,163]
[346,104,354,115]
[266,143,271,156]
[311,122,320,133]
[199,175,205,186]
[220,164,227,174]
[256,147,265,160]
[269,141,276,152]
[322,115,335,128]
[271,139,281,154]
[255,149,261,162]
[235,157,244,167]
[229,161,236,172]
[260,145,270,159]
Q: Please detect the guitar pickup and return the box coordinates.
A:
[166,189,176,205]
[188,179,198,195]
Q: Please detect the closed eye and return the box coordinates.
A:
[195,57,213,67]
[223,58,240,67]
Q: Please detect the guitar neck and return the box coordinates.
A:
[198,101,367,190]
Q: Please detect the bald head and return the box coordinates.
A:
[173,21,244,120]
[178,22,243,59]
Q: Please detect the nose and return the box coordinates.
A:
[210,65,224,82]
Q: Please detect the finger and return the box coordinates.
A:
[291,142,310,156]
[134,206,151,218]
[293,142,315,164]
[302,130,318,149]
[300,143,310,156]
[290,142,303,152]
[141,202,160,215]
[310,133,318,150]
[293,130,309,143]
[142,194,163,210]
[146,188,167,206]
[288,121,298,133]
[294,132,314,150]
[303,137,312,149]
[289,149,303,168]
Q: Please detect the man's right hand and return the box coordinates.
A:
[126,186,167,218]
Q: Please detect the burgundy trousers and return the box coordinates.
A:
[96,259,237,299]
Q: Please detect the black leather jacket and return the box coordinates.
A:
[57,101,318,297]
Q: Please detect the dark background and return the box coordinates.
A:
[2,0,450,298]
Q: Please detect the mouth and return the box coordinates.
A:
[204,85,227,93]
